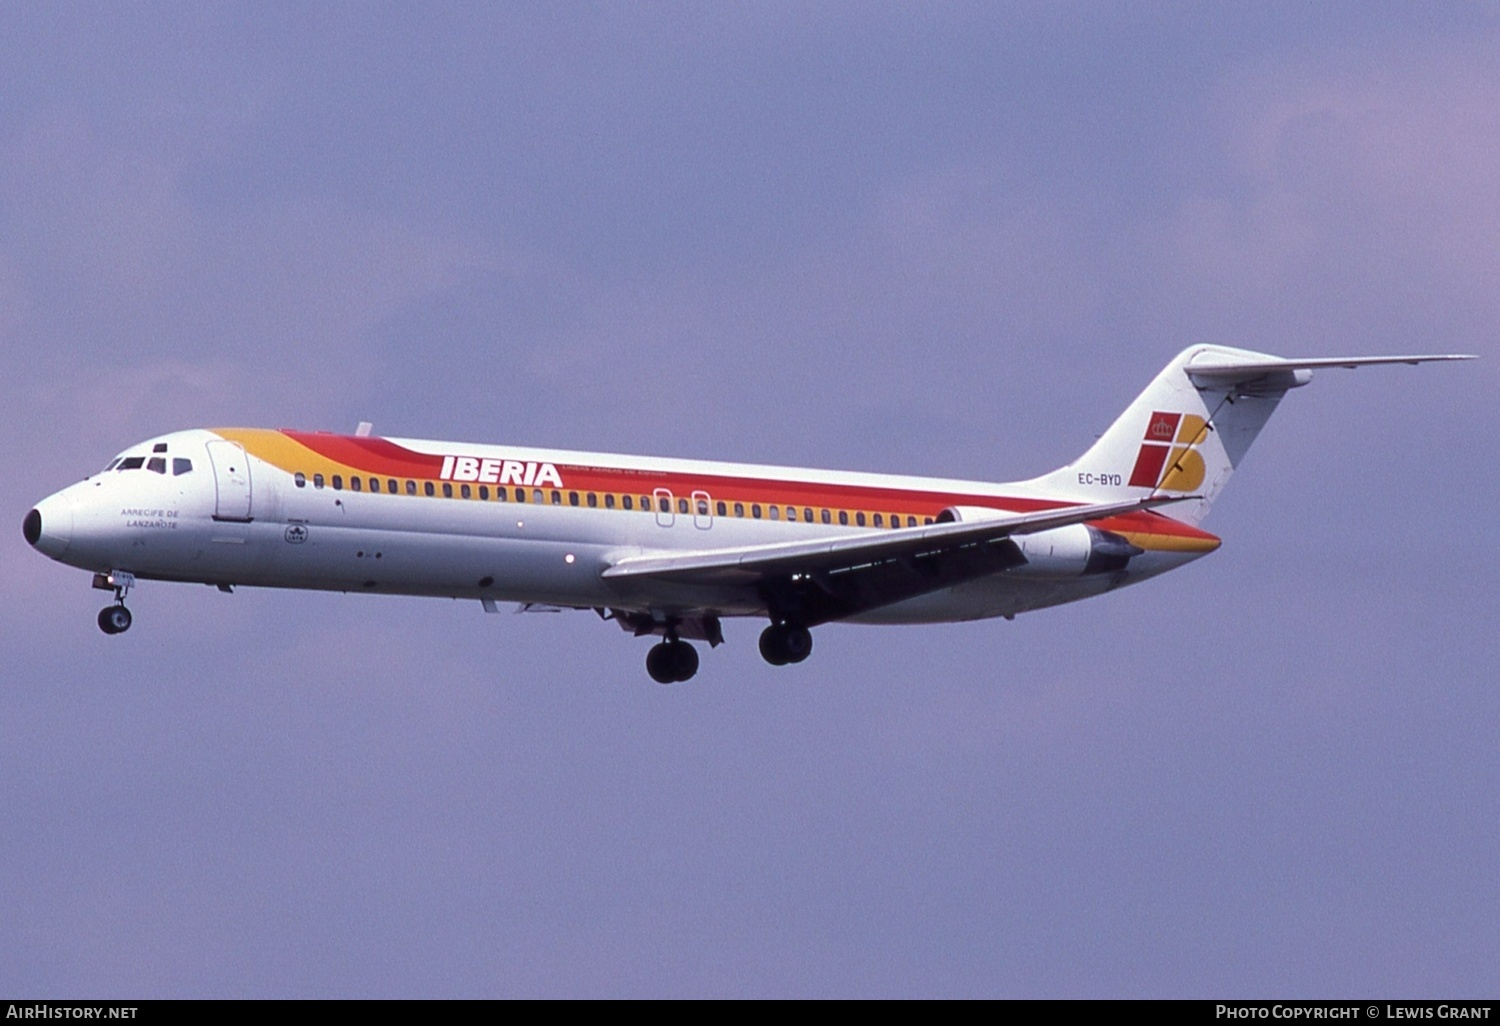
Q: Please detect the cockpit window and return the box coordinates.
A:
[118,457,145,470]
[103,458,122,472]
[152,443,168,453]
[173,458,193,476]
[147,457,167,474]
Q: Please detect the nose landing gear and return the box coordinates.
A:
[92,570,136,635]
[98,604,133,635]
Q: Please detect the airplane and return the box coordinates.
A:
[24,344,1471,683]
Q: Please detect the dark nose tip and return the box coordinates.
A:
[23,508,41,547]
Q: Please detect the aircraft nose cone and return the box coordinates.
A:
[25,492,74,558]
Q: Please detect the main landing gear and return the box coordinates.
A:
[759,621,813,666]
[93,571,135,635]
[646,636,699,684]
[631,615,813,682]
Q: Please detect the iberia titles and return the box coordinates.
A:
[439,456,564,488]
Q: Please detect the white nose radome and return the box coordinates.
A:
[24,490,74,559]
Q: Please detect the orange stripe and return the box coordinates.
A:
[1117,530,1221,553]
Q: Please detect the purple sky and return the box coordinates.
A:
[3,3,1496,997]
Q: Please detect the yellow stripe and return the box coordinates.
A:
[211,428,357,481]
[1119,530,1221,554]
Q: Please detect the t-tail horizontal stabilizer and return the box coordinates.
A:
[1030,345,1475,527]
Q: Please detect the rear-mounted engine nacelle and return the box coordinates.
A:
[1010,523,1143,579]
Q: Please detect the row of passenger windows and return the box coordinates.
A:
[107,456,193,476]
[291,471,933,528]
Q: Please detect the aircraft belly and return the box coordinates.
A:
[842,548,1199,625]
[197,524,607,605]
[842,574,1116,625]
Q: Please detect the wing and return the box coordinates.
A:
[602,495,1194,624]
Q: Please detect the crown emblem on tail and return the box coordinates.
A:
[1129,411,1209,490]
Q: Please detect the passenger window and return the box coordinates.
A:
[496,486,507,501]
[569,492,580,507]
[350,477,361,492]
[621,495,632,510]
[821,509,831,524]
[173,458,192,476]
[424,481,435,496]
[659,496,671,513]
[388,479,398,494]
[856,512,865,527]
[786,507,796,521]
[804,508,814,523]
[369,478,380,493]
[406,480,417,495]
[751,504,762,519]
[924,517,933,525]
[677,497,688,514]
[442,483,453,498]
[733,502,744,517]
[119,457,145,470]
[479,485,489,500]
[716,501,726,516]
[314,474,325,489]
[907,516,917,527]
[294,472,306,488]
[697,499,709,516]
[605,494,615,509]
[332,475,344,490]
[873,513,883,527]
[838,511,848,525]
[640,495,650,511]
[515,488,527,503]
[587,493,597,508]
[534,489,544,504]
[551,490,562,505]
[147,457,167,474]
[769,505,779,520]
[461,484,471,499]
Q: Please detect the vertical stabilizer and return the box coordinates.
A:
[1028,345,1303,526]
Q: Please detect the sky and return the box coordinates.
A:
[2,2,1497,998]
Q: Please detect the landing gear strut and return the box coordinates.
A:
[759,621,812,666]
[646,636,699,684]
[93,571,135,635]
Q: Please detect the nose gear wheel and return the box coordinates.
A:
[98,604,132,635]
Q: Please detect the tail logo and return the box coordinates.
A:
[1128,412,1209,491]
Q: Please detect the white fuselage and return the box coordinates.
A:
[27,428,1210,627]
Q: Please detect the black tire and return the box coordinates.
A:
[670,641,699,682]
[782,624,813,664]
[760,623,813,666]
[759,625,790,665]
[646,642,678,684]
[98,605,132,635]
